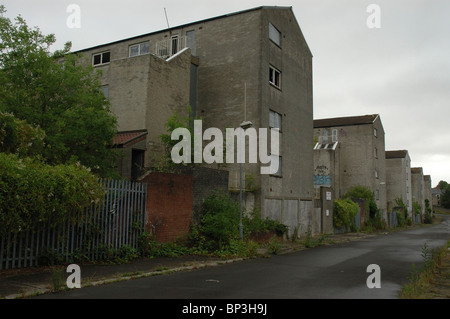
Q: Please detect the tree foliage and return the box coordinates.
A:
[439,180,450,209]
[333,198,359,231]
[0,153,104,236]
[343,185,378,219]
[0,5,119,177]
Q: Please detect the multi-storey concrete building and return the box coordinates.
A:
[313,114,387,219]
[385,150,413,217]
[423,175,433,212]
[411,167,425,217]
[75,6,314,237]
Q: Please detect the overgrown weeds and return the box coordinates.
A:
[401,241,449,299]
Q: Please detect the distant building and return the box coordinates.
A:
[314,114,387,219]
[411,167,425,216]
[75,6,314,237]
[423,175,432,211]
[385,150,412,217]
[432,187,442,207]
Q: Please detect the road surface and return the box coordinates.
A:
[36,215,449,300]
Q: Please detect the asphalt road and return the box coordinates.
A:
[35,215,449,300]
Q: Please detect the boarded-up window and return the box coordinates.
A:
[269,23,281,46]
[269,110,282,130]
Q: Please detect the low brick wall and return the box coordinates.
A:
[142,172,193,243]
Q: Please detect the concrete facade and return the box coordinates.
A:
[385,150,413,217]
[411,167,425,215]
[313,114,387,219]
[75,6,314,237]
[423,175,432,211]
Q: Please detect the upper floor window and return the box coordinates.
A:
[269,23,281,46]
[269,109,282,131]
[269,66,281,89]
[374,128,378,137]
[93,51,110,66]
[129,41,150,57]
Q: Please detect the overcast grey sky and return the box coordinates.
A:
[2,0,450,186]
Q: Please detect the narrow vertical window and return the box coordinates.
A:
[269,23,281,46]
[171,35,179,55]
[186,30,196,55]
[269,66,281,89]
[269,110,282,131]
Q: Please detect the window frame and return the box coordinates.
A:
[269,22,281,47]
[129,41,150,57]
[269,65,281,89]
[92,51,110,66]
[269,109,282,131]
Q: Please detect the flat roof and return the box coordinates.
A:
[314,114,379,129]
[74,6,292,54]
[386,150,408,159]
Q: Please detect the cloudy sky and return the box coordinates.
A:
[2,0,449,186]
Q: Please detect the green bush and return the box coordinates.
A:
[333,198,359,230]
[200,193,240,249]
[343,185,378,219]
[0,153,104,236]
[243,209,288,238]
[0,111,45,158]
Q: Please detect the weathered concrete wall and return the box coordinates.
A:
[411,167,425,215]
[423,175,432,211]
[76,7,314,235]
[386,153,413,217]
[314,117,387,219]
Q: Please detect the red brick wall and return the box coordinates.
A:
[142,172,193,243]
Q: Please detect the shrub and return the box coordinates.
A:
[343,185,377,219]
[333,198,359,230]
[0,153,104,236]
[199,193,240,249]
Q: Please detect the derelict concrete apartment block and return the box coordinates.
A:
[75,6,314,237]
[385,150,413,217]
[313,114,387,219]
[411,167,425,215]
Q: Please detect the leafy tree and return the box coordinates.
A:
[0,111,45,157]
[0,5,119,177]
[441,187,450,209]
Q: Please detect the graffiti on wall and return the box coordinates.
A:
[314,164,331,185]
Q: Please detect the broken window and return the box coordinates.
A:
[269,23,281,46]
[269,66,281,89]
[92,51,110,66]
[269,110,282,131]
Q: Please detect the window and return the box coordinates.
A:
[269,23,281,46]
[269,66,281,89]
[171,35,179,55]
[332,129,338,142]
[374,128,378,137]
[269,110,282,131]
[375,147,378,158]
[186,30,196,55]
[92,51,110,66]
[376,189,379,200]
[375,169,379,179]
[129,41,150,57]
